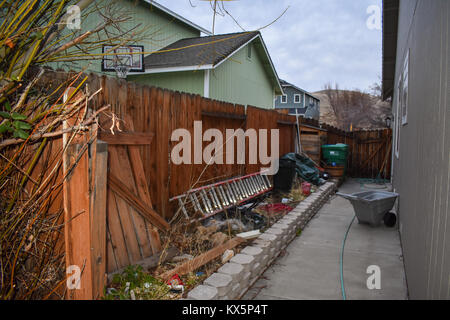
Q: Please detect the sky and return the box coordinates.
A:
[156,0,383,93]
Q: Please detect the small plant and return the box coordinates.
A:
[0,102,32,139]
[184,272,206,290]
[104,265,172,300]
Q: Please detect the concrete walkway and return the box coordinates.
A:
[243,179,408,300]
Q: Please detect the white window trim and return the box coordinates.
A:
[204,69,210,98]
[294,94,301,103]
[281,95,287,104]
[401,49,409,125]
[395,80,401,159]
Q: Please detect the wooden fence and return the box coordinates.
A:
[84,74,302,221]
[322,123,392,179]
[36,71,392,299]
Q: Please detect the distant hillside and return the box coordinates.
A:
[313,89,392,131]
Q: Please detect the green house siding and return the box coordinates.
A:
[128,71,204,95]
[50,0,200,75]
[209,42,275,109]
[130,41,276,108]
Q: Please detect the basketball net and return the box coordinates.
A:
[113,54,132,79]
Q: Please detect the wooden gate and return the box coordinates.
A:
[98,116,169,274]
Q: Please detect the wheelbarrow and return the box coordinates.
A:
[336,191,399,227]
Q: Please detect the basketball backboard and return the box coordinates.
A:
[102,45,145,77]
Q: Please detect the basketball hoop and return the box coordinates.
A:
[113,54,131,79]
[102,45,145,76]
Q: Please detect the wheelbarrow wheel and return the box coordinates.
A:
[383,211,397,227]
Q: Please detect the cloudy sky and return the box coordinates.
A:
[156,0,383,93]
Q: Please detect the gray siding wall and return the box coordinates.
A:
[275,86,306,109]
[275,86,320,119]
[392,0,450,299]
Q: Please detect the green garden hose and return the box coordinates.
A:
[340,215,356,300]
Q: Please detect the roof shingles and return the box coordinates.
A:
[143,31,259,69]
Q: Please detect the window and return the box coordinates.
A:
[294,94,301,103]
[395,79,401,158]
[247,44,252,59]
[281,95,287,103]
[395,49,409,158]
[401,50,409,125]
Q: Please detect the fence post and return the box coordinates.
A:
[90,139,108,299]
[63,88,107,300]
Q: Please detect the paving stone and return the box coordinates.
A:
[241,246,264,260]
[230,254,255,272]
[258,233,277,242]
[229,282,241,299]
[252,239,271,255]
[251,261,261,273]
[217,262,244,282]
[204,273,233,297]
[187,285,218,300]
[266,226,287,236]
[240,271,252,288]
[274,221,296,233]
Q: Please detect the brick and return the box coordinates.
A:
[230,254,255,272]
[204,273,233,297]
[252,239,271,255]
[294,204,309,210]
[288,211,305,220]
[251,261,261,273]
[240,271,252,288]
[258,233,277,242]
[254,237,277,259]
[273,221,295,233]
[229,282,241,299]
[187,285,218,300]
[241,246,263,256]
[275,218,296,228]
[266,226,287,236]
[260,254,269,265]
[217,262,244,282]
[282,215,298,222]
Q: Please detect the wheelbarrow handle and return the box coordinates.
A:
[336,192,358,200]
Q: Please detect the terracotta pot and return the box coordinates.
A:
[324,165,345,178]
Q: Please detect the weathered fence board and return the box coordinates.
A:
[30,71,394,300]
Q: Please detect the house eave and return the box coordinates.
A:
[382,0,400,100]
[128,64,213,75]
[143,0,211,35]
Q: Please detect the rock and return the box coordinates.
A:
[221,249,234,263]
[211,232,228,247]
[172,254,194,263]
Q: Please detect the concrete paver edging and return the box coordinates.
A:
[186,181,337,300]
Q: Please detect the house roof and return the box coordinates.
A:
[141,31,283,95]
[143,31,259,69]
[143,0,211,35]
[279,79,319,101]
[382,0,400,100]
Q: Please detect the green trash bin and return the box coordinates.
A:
[322,144,349,174]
